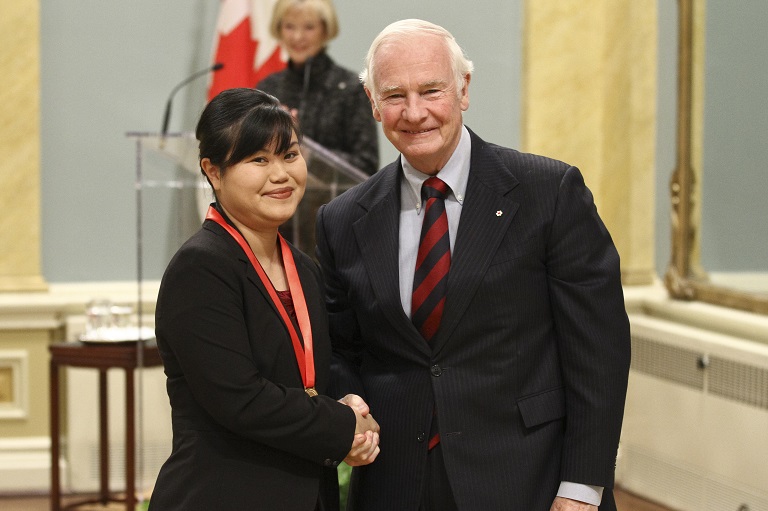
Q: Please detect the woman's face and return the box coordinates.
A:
[205,133,307,232]
[278,5,327,65]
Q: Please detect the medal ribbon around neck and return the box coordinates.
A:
[206,206,316,396]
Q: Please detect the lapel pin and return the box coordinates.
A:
[496,210,503,217]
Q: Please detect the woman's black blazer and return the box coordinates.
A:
[149,217,355,511]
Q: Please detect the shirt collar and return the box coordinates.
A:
[401,126,471,213]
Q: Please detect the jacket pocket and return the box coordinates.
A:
[517,387,566,429]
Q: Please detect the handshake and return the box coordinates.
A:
[339,394,381,466]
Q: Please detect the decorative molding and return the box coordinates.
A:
[0,276,48,293]
[0,350,28,419]
[0,281,161,325]
[625,283,768,346]
[0,313,61,331]
[0,437,54,492]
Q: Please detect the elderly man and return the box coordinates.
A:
[316,19,630,511]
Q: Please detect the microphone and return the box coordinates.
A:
[297,56,314,127]
[160,63,224,142]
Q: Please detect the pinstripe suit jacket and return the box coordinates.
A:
[315,128,631,511]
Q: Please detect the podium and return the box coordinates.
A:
[283,136,370,254]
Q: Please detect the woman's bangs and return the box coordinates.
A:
[229,106,296,164]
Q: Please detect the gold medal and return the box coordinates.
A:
[305,387,318,397]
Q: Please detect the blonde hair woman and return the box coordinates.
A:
[257,0,378,175]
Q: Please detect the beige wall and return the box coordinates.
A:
[0,1,46,292]
[523,0,658,285]
[0,0,661,443]
[0,0,660,490]
[0,2,658,288]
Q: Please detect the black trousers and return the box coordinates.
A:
[420,443,458,511]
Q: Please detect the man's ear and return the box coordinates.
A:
[460,73,471,111]
[365,87,382,122]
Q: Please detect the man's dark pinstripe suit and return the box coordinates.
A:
[316,128,631,511]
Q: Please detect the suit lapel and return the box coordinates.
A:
[431,131,521,355]
[353,163,430,355]
[350,137,523,356]
[205,219,290,331]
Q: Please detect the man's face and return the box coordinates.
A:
[367,34,470,175]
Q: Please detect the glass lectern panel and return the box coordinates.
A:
[127,132,369,277]
[286,137,369,255]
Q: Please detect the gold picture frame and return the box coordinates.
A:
[664,0,768,315]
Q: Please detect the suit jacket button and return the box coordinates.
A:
[323,459,338,467]
[430,365,442,377]
[417,432,426,442]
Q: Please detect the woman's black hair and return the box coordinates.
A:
[196,88,301,181]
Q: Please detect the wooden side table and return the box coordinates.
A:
[49,340,162,511]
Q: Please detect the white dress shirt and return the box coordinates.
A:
[398,126,470,317]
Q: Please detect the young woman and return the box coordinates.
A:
[149,88,379,511]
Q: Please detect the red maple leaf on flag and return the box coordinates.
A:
[208,18,258,101]
[207,0,286,101]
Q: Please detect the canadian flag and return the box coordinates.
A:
[207,0,286,101]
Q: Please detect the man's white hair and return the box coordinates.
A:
[360,19,474,102]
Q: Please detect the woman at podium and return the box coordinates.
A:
[257,0,378,175]
[149,88,379,511]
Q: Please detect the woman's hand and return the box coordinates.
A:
[339,394,380,465]
[344,422,380,466]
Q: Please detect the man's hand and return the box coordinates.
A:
[550,497,598,511]
[339,394,371,418]
[339,394,380,433]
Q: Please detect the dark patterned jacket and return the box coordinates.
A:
[257,51,379,175]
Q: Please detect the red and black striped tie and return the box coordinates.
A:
[412,176,451,340]
[412,176,450,451]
